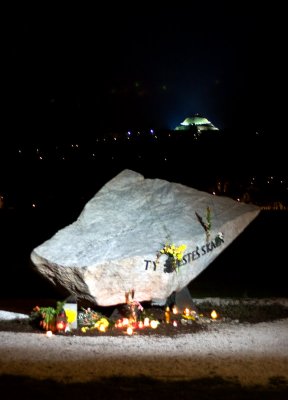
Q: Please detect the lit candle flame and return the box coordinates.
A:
[150,320,159,329]
[99,324,106,332]
[211,310,218,319]
[116,320,123,328]
[127,326,133,335]
[138,321,144,329]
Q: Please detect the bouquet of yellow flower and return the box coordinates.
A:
[157,243,187,272]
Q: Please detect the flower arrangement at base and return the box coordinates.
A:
[78,307,111,333]
[156,243,187,272]
[30,301,66,332]
[124,289,144,323]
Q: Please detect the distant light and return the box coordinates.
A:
[212,191,216,195]
[150,129,154,134]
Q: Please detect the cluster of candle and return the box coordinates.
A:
[180,307,198,322]
[114,317,160,335]
[181,307,218,320]
[164,305,179,326]
[45,306,219,337]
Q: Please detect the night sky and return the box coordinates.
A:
[3,2,286,143]
[1,3,287,303]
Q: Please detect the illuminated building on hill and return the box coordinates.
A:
[174,114,219,132]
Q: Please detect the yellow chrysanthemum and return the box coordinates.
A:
[99,318,109,328]
[158,243,187,271]
[94,318,109,329]
[178,244,187,253]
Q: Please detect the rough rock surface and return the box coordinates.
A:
[30,170,260,306]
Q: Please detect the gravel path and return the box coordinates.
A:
[0,315,287,387]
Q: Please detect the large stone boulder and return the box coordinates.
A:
[30,169,260,306]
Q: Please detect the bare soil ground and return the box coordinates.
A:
[1,300,288,336]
